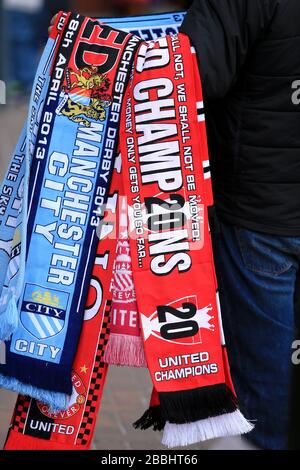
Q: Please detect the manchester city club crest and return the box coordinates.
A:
[20,284,69,340]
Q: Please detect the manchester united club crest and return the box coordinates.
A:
[37,370,86,419]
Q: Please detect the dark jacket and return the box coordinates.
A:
[181,0,300,236]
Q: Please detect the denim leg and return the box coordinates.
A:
[212,221,298,450]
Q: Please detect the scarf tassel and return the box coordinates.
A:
[104,333,147,368]
[0,374,70,412]
[162,410,254,448]
[0,296,19,341]
[133,405,165,432]
[134,386,254,448]
[159,383,237,424]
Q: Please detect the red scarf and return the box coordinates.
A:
[104,174,147,368]
[119,34,253,447]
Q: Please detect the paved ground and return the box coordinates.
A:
[0,103,256,451]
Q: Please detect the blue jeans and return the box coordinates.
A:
[211,220,300,450]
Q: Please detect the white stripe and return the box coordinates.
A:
[115,272,132,290]
[28,161,41,217]
[191,46,196,54]
[197,114,205,122]
[20,137,26,152]
[77,231,95,310]
[27,312,47,339]
[7,259,18,281]
[197,101,204,109]
[44,34,60,74]
[202,160,210,168]
[40,315,56,336]
[204,171,211,180]
[52,317,63,331]
[114,275,125,292]
[123,274,133,289]
[23,399,33,434]
[216,291,225,345]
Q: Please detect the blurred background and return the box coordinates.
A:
[0,0,191,98]
[0,0,257,451]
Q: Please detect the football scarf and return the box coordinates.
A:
[2,11,254,450]
[0,30,55,340]
[103,174,147,368]
[102,11,184,370]
[0,12,141,410]
[5,164,120,450]
[119,33,253,447]
[4,11,184,451]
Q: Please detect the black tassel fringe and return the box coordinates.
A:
[159,383,237,424]
[133,405,165,431]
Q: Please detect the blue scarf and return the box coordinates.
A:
[0,12,141,410]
